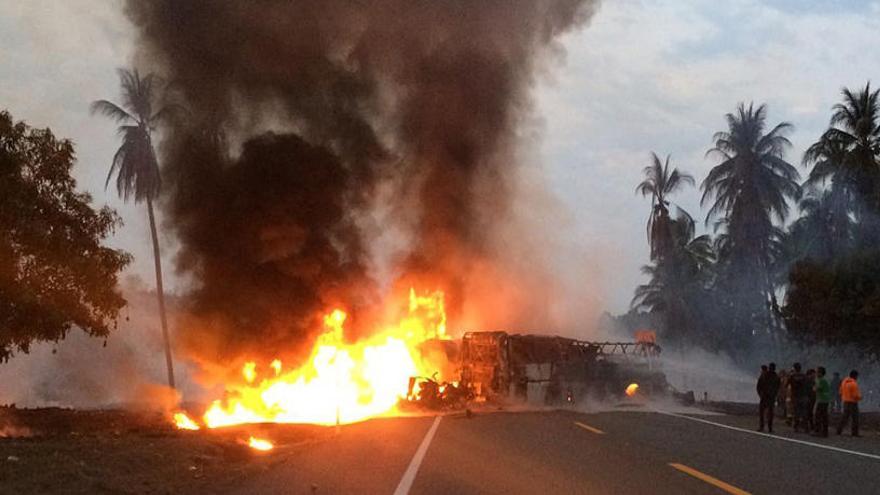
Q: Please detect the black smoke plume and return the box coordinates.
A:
[125,0,598,364]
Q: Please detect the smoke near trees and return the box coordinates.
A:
[630,86,880,361]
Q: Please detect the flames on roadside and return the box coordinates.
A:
[625,383,639,397]
[0,424,33,438]
[173,288,451,445]
[247,436,274,451]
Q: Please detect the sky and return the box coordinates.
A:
[3,0,880,315]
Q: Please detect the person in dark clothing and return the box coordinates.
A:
[805,368,817,432]
[788,362,809,433]
[813,367,831,437]
[757,363,781,433]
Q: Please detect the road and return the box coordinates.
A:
[235,409,880,494]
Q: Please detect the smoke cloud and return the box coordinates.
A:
[0,278,196,409]
[124,0,600,367]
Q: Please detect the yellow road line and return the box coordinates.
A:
[573,421,605,435]
[669,463,751,495]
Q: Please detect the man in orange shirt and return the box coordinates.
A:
[836,370,862,437]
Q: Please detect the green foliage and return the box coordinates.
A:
[781,84,880,355]
[783,250,880,357]
[0,110,131,361]
[699,103,800,346]
[702,103,801,271]
[632,208,717,348]
[803,83,880,246]
[628,85,879,358]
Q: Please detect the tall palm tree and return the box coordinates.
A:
[91,69,181,388]
[636,152,695,261]
[804,83,880,242]
[701,103,801,341]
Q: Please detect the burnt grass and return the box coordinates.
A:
[0,406,332,495]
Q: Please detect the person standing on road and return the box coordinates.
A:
[831,372,842,413]
[777,369,789,420]
[813,367,831,437]
[757,363,780,433]
[805,368,817,432]
[789,363,808,432]
[756,365,768,428]
[837,370,862,437]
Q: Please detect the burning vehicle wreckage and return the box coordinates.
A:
[402,329,678,412]
[171,291,690,446]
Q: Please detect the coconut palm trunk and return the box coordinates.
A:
[92,69,183,390]
[147,196,175,389]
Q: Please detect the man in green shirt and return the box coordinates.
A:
[813,366,831,437]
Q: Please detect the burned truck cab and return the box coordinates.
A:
[460,331,510,399]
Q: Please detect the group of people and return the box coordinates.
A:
[756,362,862,437]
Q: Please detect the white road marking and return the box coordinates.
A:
[656,409,880,461]
[393,415,442,495]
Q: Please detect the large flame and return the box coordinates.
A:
[179,289,449,429]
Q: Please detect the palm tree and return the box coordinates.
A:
[632,209,714,346]
[636,152,695,261]
[787,188,853,263]
[701,103,801,341]
[91,69,181,388]
[804,83,880,242]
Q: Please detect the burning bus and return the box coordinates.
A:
[173,289,673,435]
[405,329,668,409]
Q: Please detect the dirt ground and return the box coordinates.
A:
[0,406,333,495]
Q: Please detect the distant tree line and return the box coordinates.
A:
[628,83,880,361]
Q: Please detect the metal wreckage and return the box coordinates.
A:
[403,330,684,411]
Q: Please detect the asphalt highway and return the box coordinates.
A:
[236,409,880,494]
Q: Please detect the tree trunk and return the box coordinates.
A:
[147,196,176,389]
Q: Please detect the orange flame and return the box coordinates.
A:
[625,383,639,397]
[174,412,201,430]
[242,362,257,383]
[248,436,274,451]
[270,359,282,376]
[181,289,449,429]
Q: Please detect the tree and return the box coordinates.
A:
[636,152,695,261]
[0,110,131,361]
[91,69,181,388]
[783,250,880,358]
[787,189,852,263]
[783,84,880,357]
[804,83,880,244]
[632,209,715,347]
[701,103,801,344]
